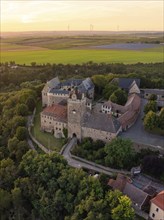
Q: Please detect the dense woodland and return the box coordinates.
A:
[0,62,163,219]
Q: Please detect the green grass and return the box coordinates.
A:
[31,101,63,152]
[1,48,163,64]
[146,127,164,136]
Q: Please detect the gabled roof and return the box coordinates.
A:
[151,191,164,210]
[83,111,121,133]
[129,81,140,94]
[118,78,140,89]
[82,78,94,90]
[108,173,128,191]
[47,76,60,88]
[41,104,67,122]
[123,182,149,208]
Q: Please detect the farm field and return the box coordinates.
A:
[1,48,163,64]
[1,33,163,64]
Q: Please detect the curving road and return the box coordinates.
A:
[62,137,130,176]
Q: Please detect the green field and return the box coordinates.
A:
[1,48,163,64]
[31,101,63,152]
[1,34,163,64]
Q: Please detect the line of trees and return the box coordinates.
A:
[72,137,164,181]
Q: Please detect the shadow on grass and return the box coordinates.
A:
[31,101,63,152]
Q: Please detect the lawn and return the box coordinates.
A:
[31,101,63,152]
[1,48,163,64]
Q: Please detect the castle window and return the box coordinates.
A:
[49,122,51,124]
[44,120,46,123]
[72,109,76,114]
[152,213,155,218]
[156,208,159,212]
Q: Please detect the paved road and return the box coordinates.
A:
[62,138,130,176]
[120,98,164,148]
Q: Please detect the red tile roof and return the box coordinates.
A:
[151,191,164,210]
[41,104,67,122]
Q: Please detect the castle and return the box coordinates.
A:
[41,77,141,142]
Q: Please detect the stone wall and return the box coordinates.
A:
[47,93,69,106]
[41,113,54,132]
[82,126,118,142]
[54,121,67,138]
[42,91,48,107]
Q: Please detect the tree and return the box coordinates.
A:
[106,190,123,210]
[25,96,36,112]
[8,136,19,155]
[159,108,164,129]
[11,187,24,220]
[148,94,157,101]
[110,89,127,105]
[16,104,28,116]
[142,155,164,179]
[0,158,16,189]
[63,128,68,138]
[103,84,118,100]
[31,62,36,67]
[110,93,118,104]
[8,136,28,161]
[91,75,108,95]
[105,138,135,169]
[112,196,135,220]
[16,126,27,141]
[144,100,157,114]
[0,188,12,219]
[144,111,158,130]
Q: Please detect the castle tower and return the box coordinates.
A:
[67,92,86,140]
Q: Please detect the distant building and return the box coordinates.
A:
[149,191,164,220]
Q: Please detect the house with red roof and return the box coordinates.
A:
[149,191,164,220]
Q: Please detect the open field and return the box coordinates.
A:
[1,48,163,64]
[1,33,163,64]
[31,101,63,152]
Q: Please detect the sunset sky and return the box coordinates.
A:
[1,0,163,32]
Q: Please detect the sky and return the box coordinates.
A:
[1,0,163,32]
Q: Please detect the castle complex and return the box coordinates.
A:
[41,77,141,142]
